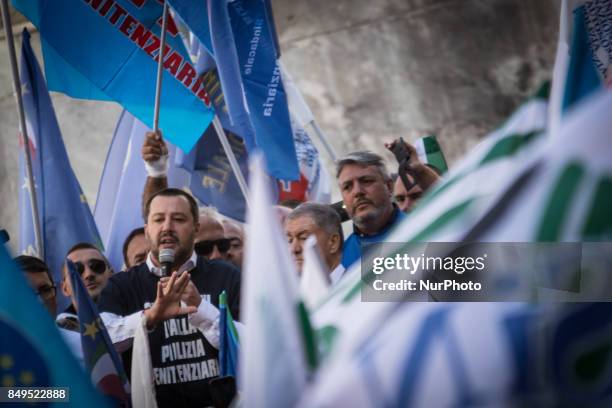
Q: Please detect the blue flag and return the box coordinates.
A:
[219,291,240,377]
[0,246,110,407]
[67,260,130,405]
[18,29,102,312]
[562,2,605,113]
[167,0,300,180]
[175,124,249,222]
[12,0,215,152]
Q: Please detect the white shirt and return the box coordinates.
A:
[101,251,226,351]
[55,312,85,367]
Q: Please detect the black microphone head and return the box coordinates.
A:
[159,248,175,266]
[0,229,9,244]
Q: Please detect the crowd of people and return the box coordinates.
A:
[13,129,442,407]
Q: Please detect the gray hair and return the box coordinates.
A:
[286,203,343,245]
[198,206,220,221]
[335,150,390,180]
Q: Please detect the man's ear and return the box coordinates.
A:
[329,233,341,255]
[61,273,71,297]
[385,177,394,197]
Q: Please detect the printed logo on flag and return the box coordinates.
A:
[584,0,612,87]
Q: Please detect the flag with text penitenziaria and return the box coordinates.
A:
[12,0,215,152]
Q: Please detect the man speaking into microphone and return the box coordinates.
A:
[98,188,241,408]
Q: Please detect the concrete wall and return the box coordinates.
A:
[0,0,559,253]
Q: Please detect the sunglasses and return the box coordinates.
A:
[74,259,108,275]
[195,239,231,256]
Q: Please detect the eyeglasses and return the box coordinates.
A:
[74,259,108,275]
[36,285,56,301]
[195,239,231,256]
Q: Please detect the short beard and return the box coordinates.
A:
[353,206,387,232]
[149,233,195,269]
[173,231,196,268]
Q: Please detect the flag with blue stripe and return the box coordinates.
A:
[12,0,215,152]
[18,28,102,312]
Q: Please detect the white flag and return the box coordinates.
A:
[301,89,612,407]
[299,236,330,311]
[240,154,315,407]
[310,87,550,360]
[131,315,158,408]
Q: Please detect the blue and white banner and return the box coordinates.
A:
[167,0,300,180]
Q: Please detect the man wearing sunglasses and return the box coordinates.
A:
[60,242,113,314]
[195,207,232,263]
[98,188,241,408]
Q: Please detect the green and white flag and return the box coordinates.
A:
[414,135,448,174]
[311,84,550,358]
[301,89,612,407]
[240,154,317,407]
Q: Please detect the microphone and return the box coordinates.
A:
[159,248,175,277]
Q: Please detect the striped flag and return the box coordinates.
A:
[309,84,551,360]
[414,135,448,174]
[68,261,130,405]
[300,88,612,406]
[219,291,240,378]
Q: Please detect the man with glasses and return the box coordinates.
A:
[195,207,231,262]
[60,242,113,310]
[14,255,57,315]
[14,255,84,365]
[56,242,114,336]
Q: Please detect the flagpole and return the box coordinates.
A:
[308,121,338,161]
[212,116,252,208]
[1,0,44,257]
[153,1,168,133]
